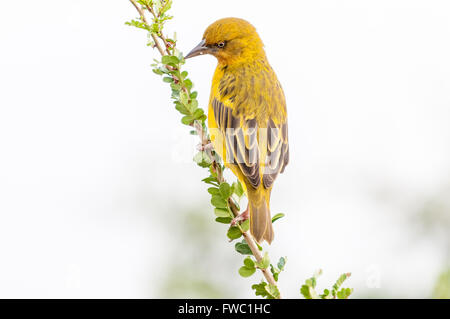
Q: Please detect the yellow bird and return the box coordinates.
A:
[185,18,289,244]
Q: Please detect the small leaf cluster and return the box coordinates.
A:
[193,151,212,168]
[151,52,206,127]
[238,252,271,278]
[125,19,149,31]
[126,1,206,129]
[238,252,285,299]
[270,256,286,282]
[251,282,280,299]
[126,1,174,47]
[300,270,353,299]
[207,178,245,233]
[234,239,252,255]
[141,0,173,37]
[239,257,257,277]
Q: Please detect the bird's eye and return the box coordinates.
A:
[217,41,226,48]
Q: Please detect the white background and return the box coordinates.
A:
[0,0,449,298]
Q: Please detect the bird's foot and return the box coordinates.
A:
[197,142,214,152]
[231,208,249,226]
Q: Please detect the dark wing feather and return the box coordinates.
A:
[263,119,289,189]
[212,98,260,189]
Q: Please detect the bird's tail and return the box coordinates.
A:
[247,187,274,244]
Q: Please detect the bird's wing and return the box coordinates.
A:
[212,98,261,188]
[212,97,289,189]
[262,118,289,189]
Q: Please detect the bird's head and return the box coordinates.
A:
[185,18,265,65]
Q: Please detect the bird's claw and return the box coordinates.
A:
[231,208,249,226]
[197,142,214,152]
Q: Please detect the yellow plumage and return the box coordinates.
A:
[186,18,289,244]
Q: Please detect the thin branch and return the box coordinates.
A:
[228,200,279,289]
[129,0,165,56]
[144,4,171,55]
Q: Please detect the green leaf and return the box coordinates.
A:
[265,284,280,299]
[256,252,270,269]
[174,102,189,115]
[300,284,314,299]
[215,217,232,224]
[171,90,180,99]
[168,68,179,75]
[125,19,150,31]
[214,208,230,218]
[184,79,193,90]
[181,115,193,125]
[152,68,163,75]
[185,99,196,113]
[277,257,286,271]
[170,82,181,91]
[252,282,268,298]
[190,91,198,99]
[270,264,280,282]
[170,83,181,95]
[240,219,250,232]
[336,288,353,299]
[333,273,351,291]
[235,240,252,255]
[219,182,232,199]
[159,67,170,75]
[193,151,212,168]
[243,257,255,268]
[306,277,316,289]
[300,269,323,299]
[193,108,204,119]
[161,55,179,66]
[239,266,256,278]
[271,213,285,224]
[232,181,244,197]
[202,176,219,186]
[238,257,256,277]
[321,289,331,299]
[189,99,199,110]
[211,195,227,209]
[207,187,220,195]
[251,282,280,299]
[329,273,353,299]
[179,91,189,105]
[270,258,286,283]
[163,76,173,83]
[227,226,242,240]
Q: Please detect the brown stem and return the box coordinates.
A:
[129,0,165,56]
[144,4,171,54]
[228,200,279,291]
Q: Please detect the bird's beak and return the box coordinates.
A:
[185,39,208,59]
